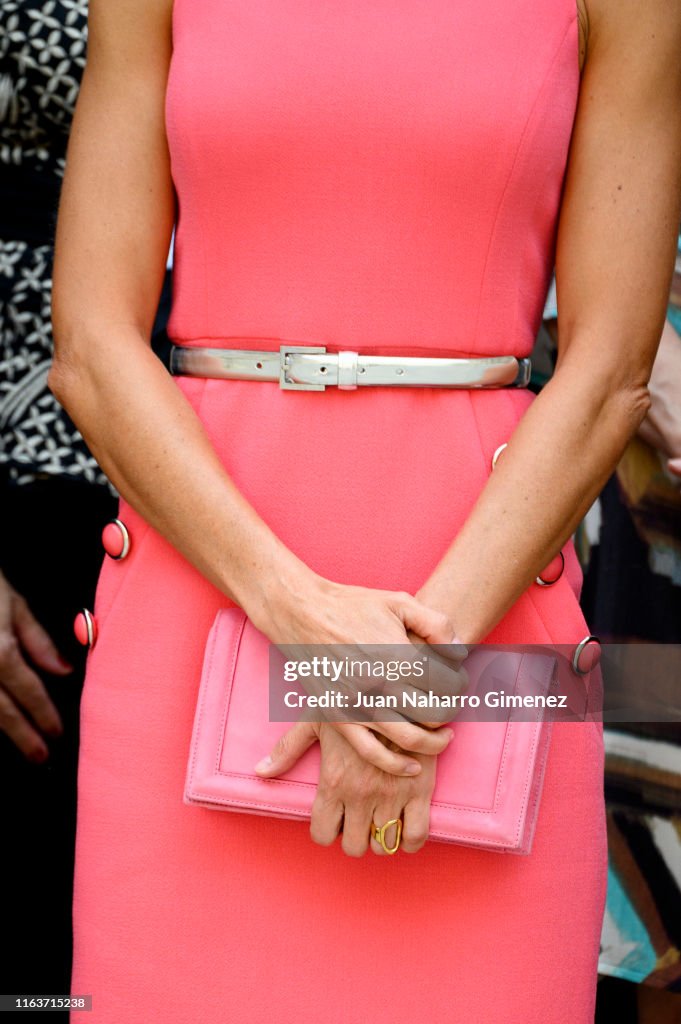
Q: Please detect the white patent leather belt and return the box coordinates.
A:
[168,343,532,391]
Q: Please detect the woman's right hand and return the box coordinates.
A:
[257,720,438,856]
[253,574,467,775]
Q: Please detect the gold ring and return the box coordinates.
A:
[370,818,402,855]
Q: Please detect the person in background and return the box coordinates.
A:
[0,3,170,1012]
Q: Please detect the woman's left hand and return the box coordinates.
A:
[255,721,437,856]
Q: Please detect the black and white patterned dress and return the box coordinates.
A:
[0,0,113,489]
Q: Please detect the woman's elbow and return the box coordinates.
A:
[48,323,75,403]
[563,349,654,435]
[606,379,652,438]
[47,310,85,406]
[46,356,73,406]
[48,291,106,401]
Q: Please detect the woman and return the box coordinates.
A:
[49,0,681,1021]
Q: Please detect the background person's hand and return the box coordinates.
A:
[0,569,72,762]
[256,720,438,856]
[668,457,681,480]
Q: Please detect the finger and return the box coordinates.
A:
[426,643,470,674]
[400,798,431,854]
[340,804,373,858]
[0,636,62,736]
[668,457,681,478]
[11,593,73,674]
[0,689,49,763]
[404,630,469,682]
[378,676,465,728]
[370,799,405,857]
[369,719,453,756]
[254,722,317,777]
[381,660,468,726]
[309,789,344,847]
[334,723,421,776]
[407,628,469,664]
[392,594,456,645]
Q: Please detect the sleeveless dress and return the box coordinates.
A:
[71,2,607,1021]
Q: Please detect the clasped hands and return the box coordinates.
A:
[254,579,468,858]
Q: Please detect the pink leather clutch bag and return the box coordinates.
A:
[185,608,557,854]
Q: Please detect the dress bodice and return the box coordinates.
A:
[165,0,580,358]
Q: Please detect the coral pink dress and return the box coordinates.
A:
[71,2,607,1021]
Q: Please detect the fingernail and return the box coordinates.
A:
[30,747,48,764]
[444,729,454,742]
[404,762,421,775]
[56,656,74,672]
[254,756,273,774]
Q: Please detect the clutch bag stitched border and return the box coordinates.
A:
[185,608,557,854]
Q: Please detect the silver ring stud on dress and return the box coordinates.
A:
[73,608,97,649]
[491,443,507,470]
[102,518,131,560]
[572,635,601,675]
[536,551,565,587]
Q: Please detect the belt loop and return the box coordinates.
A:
[337,350,359,390]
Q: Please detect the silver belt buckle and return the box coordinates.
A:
[279,345,327,391]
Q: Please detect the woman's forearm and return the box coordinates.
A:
[46,0,319,634]
[416,356,650,643]
[48,325,316,627]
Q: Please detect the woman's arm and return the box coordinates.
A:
[49,0,458,776]
[416,0,681,643]
[49,0,294,620]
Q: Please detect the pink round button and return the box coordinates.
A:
[102,518,131,560]
[572,635,601,675]
[536,551,565,587]
[73,609,97,648]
